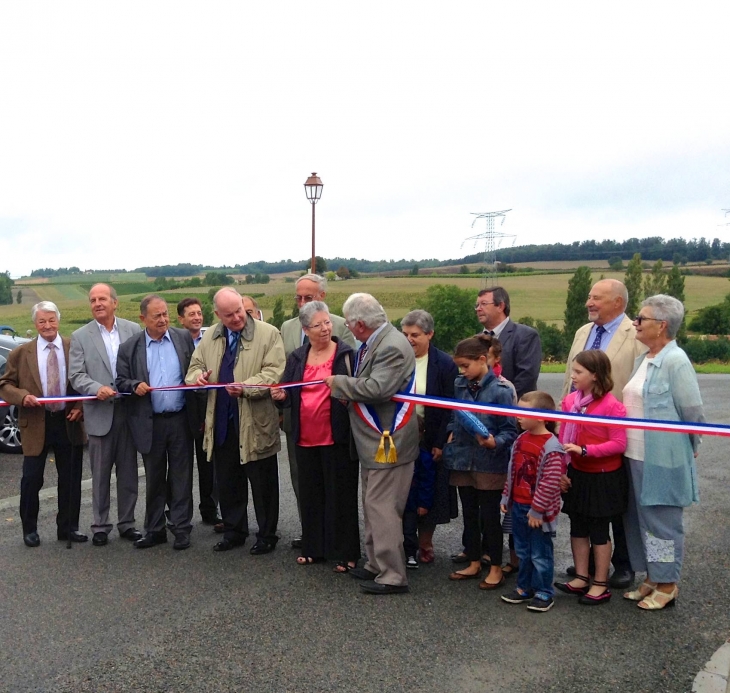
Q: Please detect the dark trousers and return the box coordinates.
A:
[143,412,193,537]
[296,443,360,562]
[20,411,82,536]
[584,515,632,573]
[403,510,420,558]
[458,486,503,565]
[194,434,218,521]
[214,425,279,544]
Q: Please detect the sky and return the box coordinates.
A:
[1,1,729,277]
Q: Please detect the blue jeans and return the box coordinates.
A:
[511,502,554,600]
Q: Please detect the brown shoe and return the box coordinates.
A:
[478,576,506,590]
[448,569,482,581]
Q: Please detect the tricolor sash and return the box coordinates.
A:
[354,372,416,463]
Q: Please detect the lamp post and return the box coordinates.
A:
[304,172,323,274]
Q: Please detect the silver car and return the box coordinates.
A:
[0,328,31,453]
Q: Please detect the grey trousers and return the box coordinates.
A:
[624,457,685,584]
[362,461,414,587]
[143,412,193,537]
[88,406,139,535]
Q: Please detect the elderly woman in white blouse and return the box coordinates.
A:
[622,295,704,611]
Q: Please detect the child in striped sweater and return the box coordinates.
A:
[500,391,566,612]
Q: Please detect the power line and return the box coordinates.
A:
[461,209,514,286]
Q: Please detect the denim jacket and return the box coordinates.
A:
[634,340,705,507]
[443,370,518,474]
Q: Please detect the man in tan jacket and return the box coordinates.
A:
[186,288,285,555]
[561,278,647,589]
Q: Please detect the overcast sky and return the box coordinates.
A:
[1,1,728,277]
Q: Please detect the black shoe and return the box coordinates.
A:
[359,582,409,595]
[23,532,40,548]
[134,532,168,549]
[201,515,223,526]
[350,566,378,581]
[609,569,635,589]
[213,537,246,552]
[566,564,595,578]
[92,532,108,546]
[290,538,302,549]
[250,540,275,555]
[58,530,88,543]
[120,528,143,541]
[173,535,191,550]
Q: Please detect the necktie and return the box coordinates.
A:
[590,325,606,350]
[46,343,63,412]
[483,329,495,337]
[229,331,240,355]
[302,334,310,347]
[356,343,369,374]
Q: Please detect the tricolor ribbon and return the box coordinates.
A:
[353,373,417,463]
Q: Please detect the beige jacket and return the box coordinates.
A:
[561,315,648,402]
[186,317,285,463]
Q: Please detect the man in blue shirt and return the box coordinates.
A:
[116,295,198,550]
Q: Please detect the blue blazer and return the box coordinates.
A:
[422,344,459,452]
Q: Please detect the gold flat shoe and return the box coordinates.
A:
[637,586,678,610]
[623,581,656,601]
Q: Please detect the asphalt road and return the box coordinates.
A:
[1,374,729,693]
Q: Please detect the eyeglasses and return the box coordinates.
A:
[295,294,317,304]
[474,301,496,309]
[307,320,332,331]
[633,315,664,325]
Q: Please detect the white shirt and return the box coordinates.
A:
[36,334,67,397]
[415,353,428,418]
[97,318,121,379]
[623,357,651,461]
[485,316,510,339]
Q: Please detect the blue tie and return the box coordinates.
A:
[356,343,369,374]
[590,325,606,350]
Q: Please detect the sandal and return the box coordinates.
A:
[638,586,678,610]
[296,556,325,565]
[333,561,357,573]
[502,562,519,577]
[554,573,590,595]
[623,581,656,601]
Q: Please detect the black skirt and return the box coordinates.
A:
[561,464,628,519]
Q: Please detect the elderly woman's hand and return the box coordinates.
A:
[270,387,286,402]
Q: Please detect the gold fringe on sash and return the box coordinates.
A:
[374,430,398,464]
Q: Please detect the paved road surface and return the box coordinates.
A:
[1,374,729,692]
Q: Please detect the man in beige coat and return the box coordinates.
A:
[561,278,647,588]
[186,288,285,555]
[280,273,356,548]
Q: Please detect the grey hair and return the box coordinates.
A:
[299,301,330,328]
[401,309,434,334]
[212,287,242,310]
[342,293,387,329]
[297,273,327,293]
[90,283,118,301]
[139,294,166,316]
[31,301,61,322]
[642,294,684,339]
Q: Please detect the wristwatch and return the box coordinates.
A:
[581,446,587,457]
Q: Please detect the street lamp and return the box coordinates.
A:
[304,172,323,274]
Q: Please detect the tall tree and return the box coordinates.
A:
[0,272,13,305]
[267,296,286,329]
[643,259,667,299]
[563,266,593,338]
[419,284,480,353]
[666,264,686,303]
[624,253,643,318]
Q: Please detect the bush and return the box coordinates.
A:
[682,337,730,363]
[417,284,480,353]
[519,317,569,361]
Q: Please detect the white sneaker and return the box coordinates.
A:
[406,555,419,570]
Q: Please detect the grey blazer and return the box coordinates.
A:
[69,317,141,436]
[496,319,542,399]
[329,323,418,470]
[115,327,197,455]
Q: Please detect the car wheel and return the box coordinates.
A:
[0,404,22,454]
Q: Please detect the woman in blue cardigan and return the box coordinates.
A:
[622,294,705,610]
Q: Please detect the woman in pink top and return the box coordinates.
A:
[271,302,359,571]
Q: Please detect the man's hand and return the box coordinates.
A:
[225,384,243,398]
[270,387,286,402]
[96,386,116,401]
[135,382,151,397]
[21,394,41,407]
[527,515,542,529]
[67,409,83,422]
[476,434,496,449]
[195,370,213,387]
[323,375,336,389]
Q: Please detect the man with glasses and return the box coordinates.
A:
[560,278,647,589]
[279,274,355,548]
[474,286,542,399]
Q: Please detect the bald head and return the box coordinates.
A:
[213,287,247,332]
[586,279,628,325]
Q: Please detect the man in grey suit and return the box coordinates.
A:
[280,273,356,548]
[325,293,418,595]
[475,286,542,399]
[116,295,197,551]
[69,283,142,547]
[561,278,647,589]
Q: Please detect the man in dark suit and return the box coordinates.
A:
[475,286,542,398]
[116,295,197,550]
[69,283,142,546]
[0,301,86,547]
[326,293,419,595]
